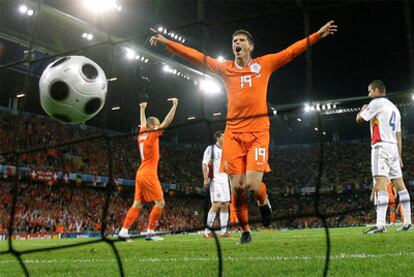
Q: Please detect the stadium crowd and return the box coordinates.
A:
[0,109,413,234]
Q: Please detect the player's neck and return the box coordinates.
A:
[235,55,251,68]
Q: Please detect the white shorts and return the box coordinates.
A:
[371,143,402,179]
[210,180,231,203]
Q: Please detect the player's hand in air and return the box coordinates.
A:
[168,98,179,106]
[139,102,147,109]
[318,20,338,39]
[150,28,168,46]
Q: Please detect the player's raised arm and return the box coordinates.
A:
[263,20,337,72]
[150,29,224,75]
[159,98,179,130]
[139,102,147,128]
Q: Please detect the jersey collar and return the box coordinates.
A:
[234,57,253,69]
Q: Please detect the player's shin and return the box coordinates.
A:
[232,190,250,232]
[122,206,140,230]
[376,191,389,228]
[398,189,412,226]
[147,206,163,231]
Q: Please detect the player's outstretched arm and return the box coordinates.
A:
[159,98,179,130]
[150,29,223,75]
[139,102,147,128]
[263,20,338,72]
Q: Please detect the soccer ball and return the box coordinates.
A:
[39,56,107,124]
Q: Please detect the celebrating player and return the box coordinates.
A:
[356,80,411,233]
[202,131,231,238]
[119,99,179,241]
[150,20,337,243]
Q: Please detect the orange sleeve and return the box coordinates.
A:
[165,40,224,76]
[260,32,320,73]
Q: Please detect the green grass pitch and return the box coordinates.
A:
[1,226,413,276]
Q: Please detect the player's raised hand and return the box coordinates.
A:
[150,28,168,46]
[139,102,147,109]
[318,20,338,39]
[168,98,179,106]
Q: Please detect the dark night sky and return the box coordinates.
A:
[1,1,413,142]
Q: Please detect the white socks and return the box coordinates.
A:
[376,191,389,228]
[205,211,217,234]
[398,189,412,226]
[220,212,229,234]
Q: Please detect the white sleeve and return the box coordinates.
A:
[202,146,211,166]
[360,99,381,121]
[396,110,402,132]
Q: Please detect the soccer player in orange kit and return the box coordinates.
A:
[119,99,178,241]
[150,21,337,243]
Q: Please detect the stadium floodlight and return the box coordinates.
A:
[304,103,310,112]
[16,93,26,98]
[199,79,221,94]
[163,65,170,72]
[83,0,120,13]
[297,118,302,122]
[182,39,186,43]
[314,127,319,131]
[111,106,120,111]
[217,56,225,63]
[117,5,122,11]
[157,27,163,32]
[163,29,167,34]
[316,104,321,111]
[135,55,140,60]
[321,104,326,110]
[19,4,28,14]
[213,112,222,116]
[333,103,337,109]
[86,33,93,40]
[125,48,135,60]
[412,94,414,101]
[323,131,327,135]
[27,9,34,16]
[144,58,149,63]
[82,32,88,38]
[140,56,145,61]
[187,116,196,120]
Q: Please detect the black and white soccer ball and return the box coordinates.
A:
[39,56,107,124]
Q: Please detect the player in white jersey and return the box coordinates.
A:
[356,80,412,233]
[202,131,231,237]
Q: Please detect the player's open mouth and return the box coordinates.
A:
[235,46,242,53]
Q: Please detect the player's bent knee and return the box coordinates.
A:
[154,199,165,208]
[133,201,142,209]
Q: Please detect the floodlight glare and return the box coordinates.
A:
[125,48,135,60]
[19,4,28,14]
[200,79,221,94]
[86,33,93,40]
[157,27,163,32]
[412,94,414,101]
[82,33,88,38]
[304,103,310,112]
[144,59,149,63]
[83,0,117,13]
[297,118,302,122]
[217,56,225,62]
[27,9,34,16]
[163,65,170,72]
[314,127,319,131]
[135,55,140,60]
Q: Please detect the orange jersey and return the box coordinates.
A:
[165,33,320,132]
[137,127,163,176]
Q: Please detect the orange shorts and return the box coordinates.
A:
[135,173,163,202]
[220,130,271,175]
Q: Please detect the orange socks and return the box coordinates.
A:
[122,206,140,229]
[233,190,249,232]
[147,206,163,230]
[256,182,268,206]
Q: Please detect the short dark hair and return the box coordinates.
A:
[147,117,159,128]
[369,80,386,94]
[232,29,254,45]
[214,130,224,141]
